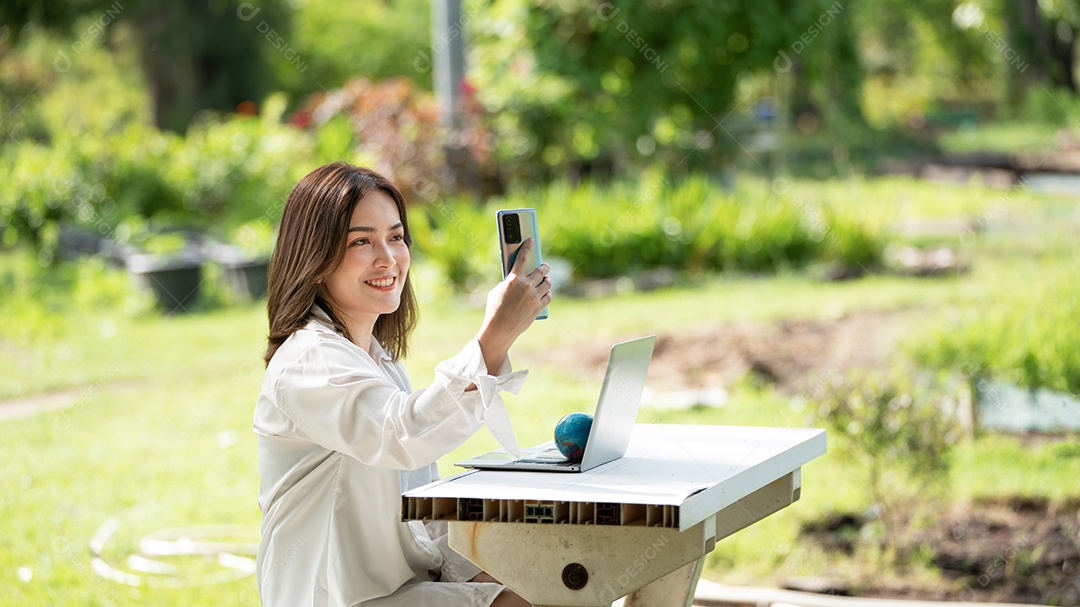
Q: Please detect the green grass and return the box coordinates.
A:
[3,262,1078,604]
[937,123,1065,157]
[0,347,263,605]
[911,263,1080,394]
[2,175,1078,604]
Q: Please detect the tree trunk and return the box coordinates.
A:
[132,0,276,133]
[134,5,192,133]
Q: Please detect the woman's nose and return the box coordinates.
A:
[373,242,395,268]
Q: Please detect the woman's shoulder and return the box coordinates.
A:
[267,318,379,380]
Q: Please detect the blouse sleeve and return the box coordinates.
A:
[272,335,527,470]
[424,520,484,583]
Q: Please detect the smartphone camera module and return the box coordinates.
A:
[501,213,522,244]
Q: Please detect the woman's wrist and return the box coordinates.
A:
[476,328,511,376]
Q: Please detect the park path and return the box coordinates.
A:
[0,381,147,423]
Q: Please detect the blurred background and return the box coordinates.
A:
[1,0,1078,605]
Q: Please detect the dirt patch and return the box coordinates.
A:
[800,497,1080,604]
[533,309,920,396]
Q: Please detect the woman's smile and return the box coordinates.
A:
[365,275,397,290]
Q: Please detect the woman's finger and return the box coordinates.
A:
[534,276,553,303]
[529,262,548,285]
[509,238,534,277]
[527,262,550,286]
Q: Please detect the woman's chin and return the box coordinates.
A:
[376,296,403,315]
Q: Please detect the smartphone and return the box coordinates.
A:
[497,208,548,320]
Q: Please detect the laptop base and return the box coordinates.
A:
[456,443,584,472]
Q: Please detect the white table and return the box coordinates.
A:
[402,424,827,607]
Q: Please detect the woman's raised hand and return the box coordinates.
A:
[476,238,552,374]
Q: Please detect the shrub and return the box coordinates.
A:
[812,366,962,508]
[910,265,1080,395]
[821,206,889,271]
[410,199,496,292]
[292,77,500,204]
[408,173,902,291]
[167,94,313,227]
[0,94,311,260]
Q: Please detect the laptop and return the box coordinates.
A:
[455,335,656,473]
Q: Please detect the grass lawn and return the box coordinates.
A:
[1,180,1078,604]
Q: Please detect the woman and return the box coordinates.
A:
[254,162,550,606]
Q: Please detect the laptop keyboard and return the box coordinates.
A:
[528,447,567,460]
[515,448,576,465]
[513,458,579,467]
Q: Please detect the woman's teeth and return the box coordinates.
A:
[366,277,395,287]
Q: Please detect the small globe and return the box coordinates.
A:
[554,412,593,461]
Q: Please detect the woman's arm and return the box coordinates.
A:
[475,238,552,378]
[272,336,525,469]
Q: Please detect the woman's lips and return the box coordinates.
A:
[364,276,397,291]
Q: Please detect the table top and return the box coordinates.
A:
[403,424,826,531]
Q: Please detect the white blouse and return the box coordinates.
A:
[253,308,528,606]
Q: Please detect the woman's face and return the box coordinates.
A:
[322,189,411,327]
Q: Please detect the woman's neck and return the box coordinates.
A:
[316,300,377,356]
[346,318,376,355]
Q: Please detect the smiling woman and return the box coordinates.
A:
[316,189,414,359]
[254,162,550,607]
[263,164,420,364]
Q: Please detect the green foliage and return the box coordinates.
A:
[1014,86,1080,126]
[854,0,996,125]
[937,122,1063,156]
[812,366,962,506]
[228,220,278,258]
[70,255,155,314]
[3,1,292,133]
[910,265,1080,395]
[410,200,497,292]
[821,206,889,270]
[279,0,432,94]
[167,94,313,227]
[468,0,864,177]
[0,249,154,343]
[292,77,495,204]
[411,173,894,290]
[0,32,312,259]
[0,11,311,263]
[531,175,815,276]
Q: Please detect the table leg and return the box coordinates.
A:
[622,555,705,607]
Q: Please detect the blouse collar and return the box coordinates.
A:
[309,304,394,363]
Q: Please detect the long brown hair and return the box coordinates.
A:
[265,162,418,365]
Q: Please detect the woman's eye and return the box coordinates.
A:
[350,238,369,247]
[391,234,404,242]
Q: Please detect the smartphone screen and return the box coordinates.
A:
[497,208,548,320]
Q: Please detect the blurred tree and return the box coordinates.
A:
[1003,0,1077,106]
[278,0,432,95]
[853,0,995,119]
[468,0,865,181]
[852,0,1077,121]
[0,0,291,133]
